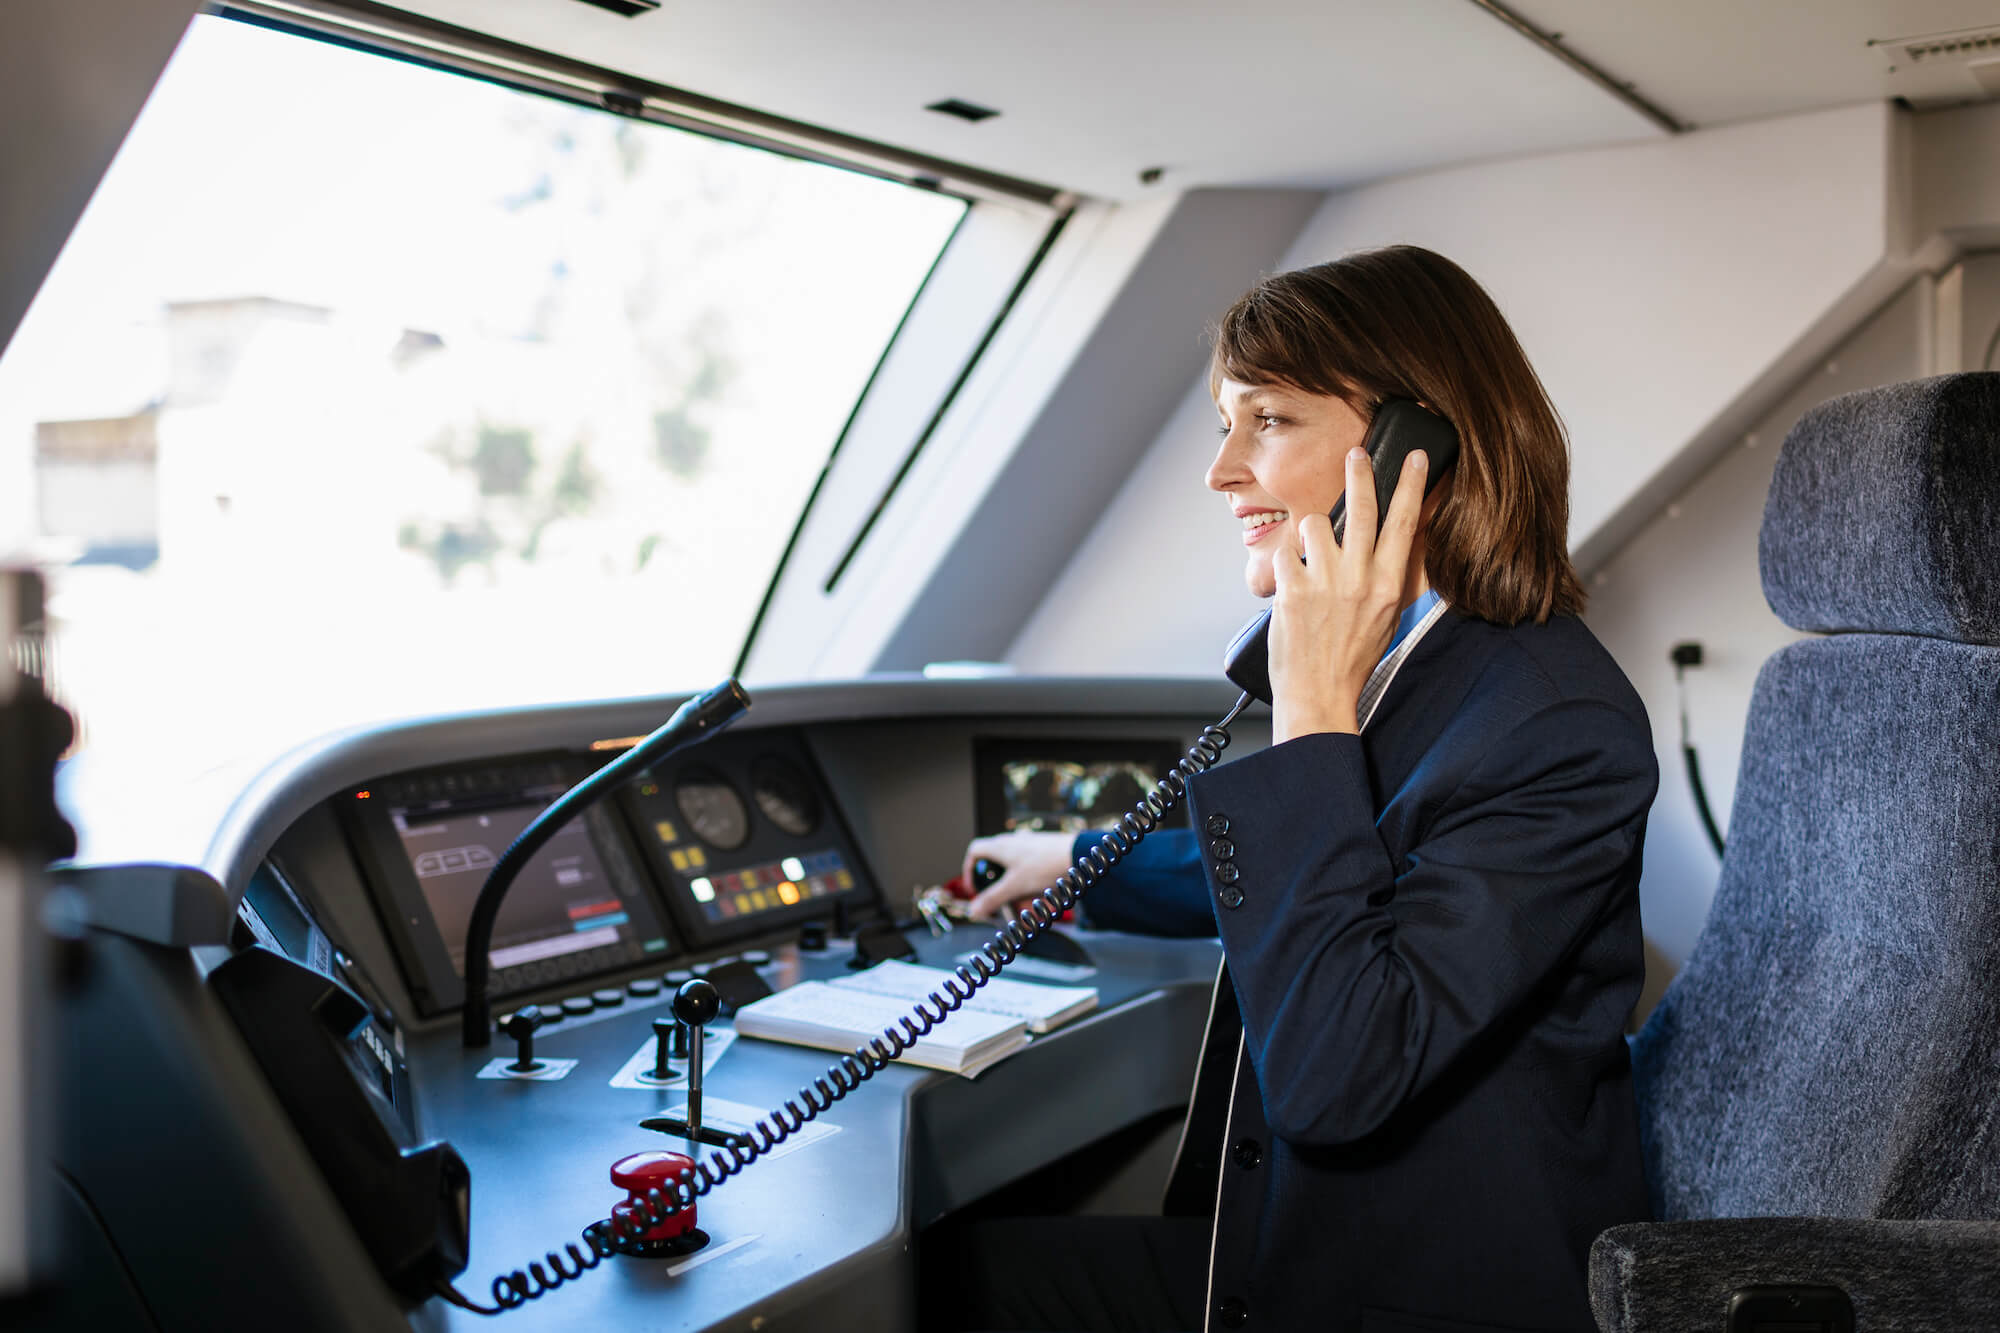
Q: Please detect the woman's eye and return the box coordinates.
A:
[1215,423,1231,438]
[1257,414,1282,428]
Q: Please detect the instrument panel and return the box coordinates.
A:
[45,678,1260,1333]
[339,727,879,1017]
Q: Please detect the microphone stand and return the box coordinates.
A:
[460,680,751,1048]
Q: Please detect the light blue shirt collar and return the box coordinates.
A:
[1385,588,1443,661]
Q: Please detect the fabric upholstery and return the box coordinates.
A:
[1597,377,2000,1330]
[1590,1218,2000,1332]
[1759,372,2000,645]
[1630,633,2000,1221]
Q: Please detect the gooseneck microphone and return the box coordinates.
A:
[461,679,751,1048]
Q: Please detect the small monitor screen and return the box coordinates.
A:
[349,759,673,1014]
[616,732,877,949]
[975,739,1188,837]
[389,796,635,977]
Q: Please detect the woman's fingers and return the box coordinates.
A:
[961,830,1078,921]
[967,874,1033,921]
[1373,449,1428,594]
[1294,511,1336,577]
[1341,446,1377,560]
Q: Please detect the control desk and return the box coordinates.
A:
[42,677,1263,1332]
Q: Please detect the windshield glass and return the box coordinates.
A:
[0,14,965,780]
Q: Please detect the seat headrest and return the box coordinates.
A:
[1760,373,2000,645]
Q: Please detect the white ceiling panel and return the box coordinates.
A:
[388,0,1665,198]
[1516,0,2000,128]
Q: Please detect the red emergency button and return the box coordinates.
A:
[607,1151,708,1257]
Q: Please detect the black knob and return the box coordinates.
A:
[651,1016,676,1081]
[674,978,720,1028]
[798,922,828,952]
[972,857,1005,890]
[500,1005,546,1072]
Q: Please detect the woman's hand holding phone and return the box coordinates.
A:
[1269,445,1428,744]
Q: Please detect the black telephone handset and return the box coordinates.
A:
[1222,399,1461,703]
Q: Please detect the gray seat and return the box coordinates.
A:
[1590,372,2000,1331]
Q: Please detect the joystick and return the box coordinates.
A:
[639,980,745,1148]
[605,1150,707,1257]
[677,979,718,1139]
[500,1005,547,1073]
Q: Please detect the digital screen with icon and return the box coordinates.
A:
[974,738,1189,837]
[344,758,673,1016]
[617,734,878,948]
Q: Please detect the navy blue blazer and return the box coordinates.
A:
[1078,611,1656,1333]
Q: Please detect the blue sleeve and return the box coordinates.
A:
[1188,704,1655,1146]
[1069,826,1217,938]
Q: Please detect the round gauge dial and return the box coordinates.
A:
[673,769,751,851]
[750,754,822,838]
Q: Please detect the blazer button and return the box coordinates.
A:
[1231,1137,1261,1169]
[1204,813,1230,838]
[1218,885,1244,909]
[1215,862,1240,885]
[1210,837,1236,862]
[1217,1297,1248,1328]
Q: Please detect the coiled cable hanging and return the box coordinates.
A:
[436,691,1252,1315]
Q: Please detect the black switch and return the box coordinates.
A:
[500,1005,547,1073]
[651,1016,676,1081]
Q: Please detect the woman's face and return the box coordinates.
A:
[1206,376,1369,598]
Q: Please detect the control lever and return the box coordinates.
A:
[972,857,1095,967]
[650,1016,677,1082]
[639,981,745,1149]
[500,1006,547,1074]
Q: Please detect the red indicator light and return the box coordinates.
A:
[356,790,371,800]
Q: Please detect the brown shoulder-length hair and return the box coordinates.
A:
[1211,245,1584,624]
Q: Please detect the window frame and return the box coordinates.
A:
[213,0,1076,684]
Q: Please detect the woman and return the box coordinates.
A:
[951,246,1656,1332]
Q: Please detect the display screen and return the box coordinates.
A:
[617,731,877,948]
[388,795,641,976]
[350,758,673,1013]
[974,739,1188,837]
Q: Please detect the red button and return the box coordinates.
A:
[610,1151,696,1242]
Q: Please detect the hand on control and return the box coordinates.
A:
[961,830,1075,921]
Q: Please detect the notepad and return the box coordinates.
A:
[730,982,1029,1077]
[831,959,1098,1034]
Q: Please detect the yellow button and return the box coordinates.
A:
[687,846,707,868]
[668,849,689,872]
[655,820,678,844]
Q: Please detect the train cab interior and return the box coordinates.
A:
[4,1,2000,1330]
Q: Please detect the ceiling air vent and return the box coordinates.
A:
[925,98,999,123]
[572,0,661,16]
[1893,25,2000,62]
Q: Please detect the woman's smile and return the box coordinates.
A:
[1238,507,1289,545]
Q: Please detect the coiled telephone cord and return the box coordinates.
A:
[438,693,1251,1314]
